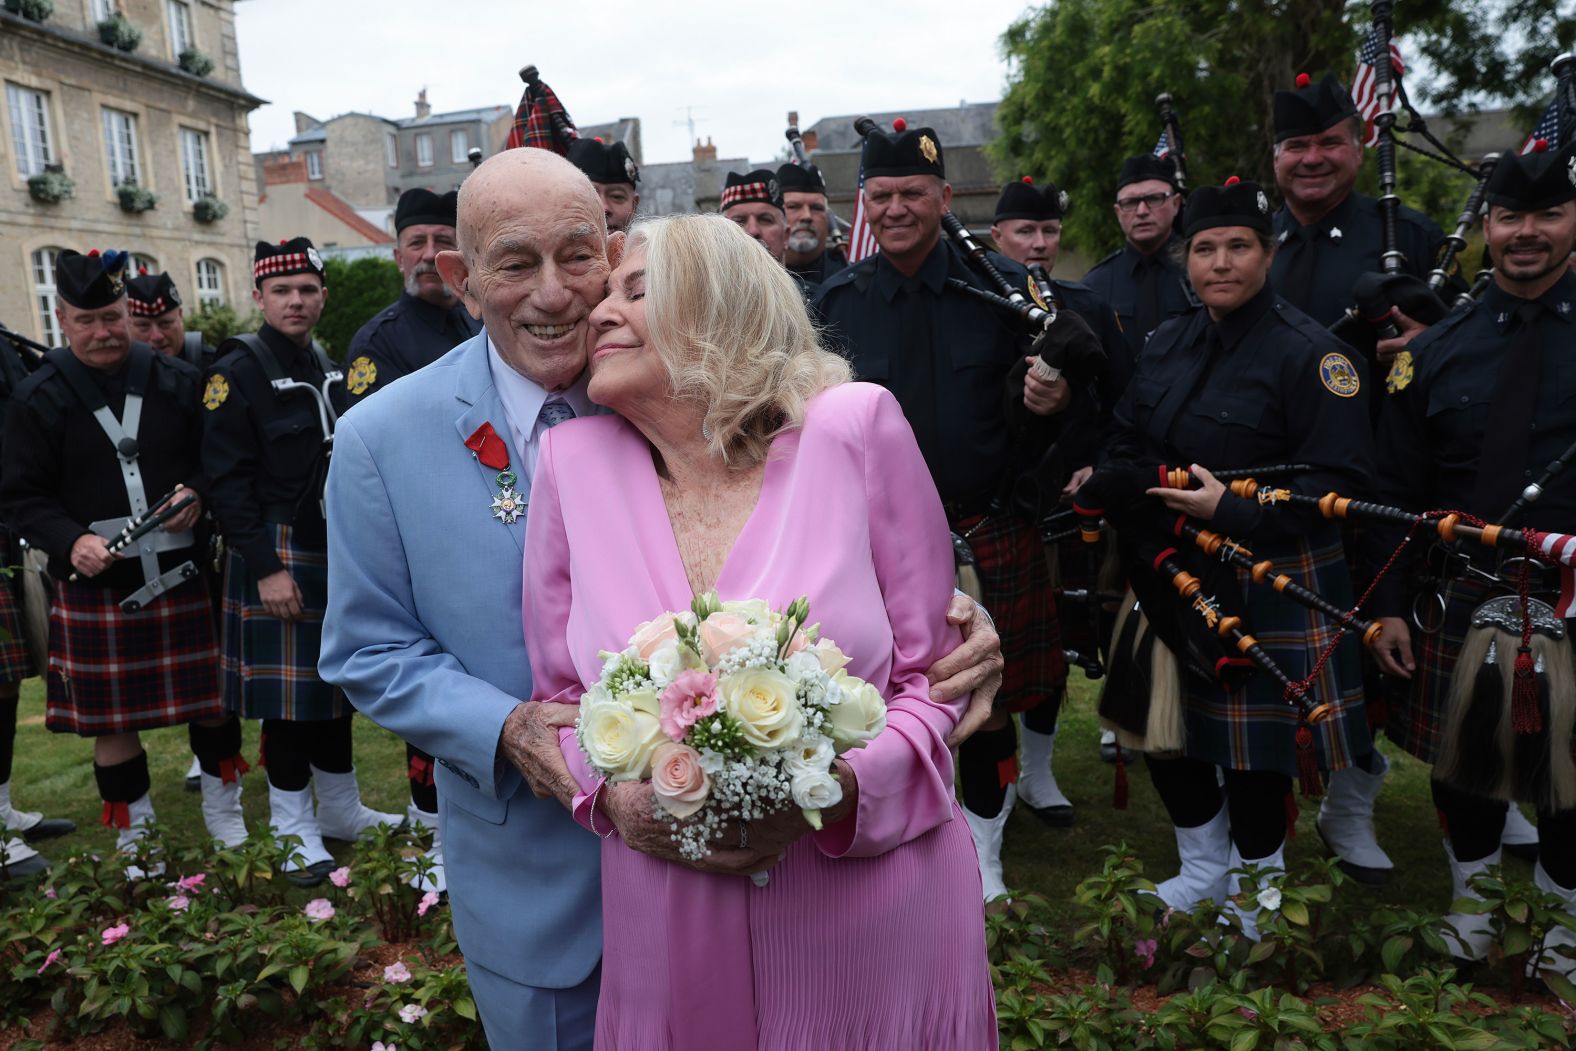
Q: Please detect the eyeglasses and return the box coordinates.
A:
[1115,191,1177,213]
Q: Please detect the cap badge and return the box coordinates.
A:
[767,177,780,199]
[625,156,638,182]
[1057,190,1070,213]
[107,269,125,297]
[1567,155,1576,190]
[306,247,323,270]
[168,285,181,306]
[1329,226,1342,242]
[919,135,938,164]
[1255,190,1269,214]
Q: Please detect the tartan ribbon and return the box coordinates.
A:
[253,252,316,284]
[219,754,251,785]
[408,754,436,786]
[100,800,132,830]
[506,78,577,154]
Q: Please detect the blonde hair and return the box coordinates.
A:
[630,213,850,466]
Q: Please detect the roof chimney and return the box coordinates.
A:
[693,136,717,163]
[787,110,798,127]
[415,88,430,120]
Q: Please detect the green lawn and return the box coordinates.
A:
[8,670,1527,921]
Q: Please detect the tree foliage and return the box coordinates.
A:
[316,256,402,361]
[993,0,1574,260]
[184,300,261,348]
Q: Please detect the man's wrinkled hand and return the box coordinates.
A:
[604,781,780,875]
[70,533,115,578]
[499,702,581,807]
[928,593,1004,748]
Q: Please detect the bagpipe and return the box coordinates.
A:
[1230,470,1576,811]
[0,322,47,373]
[506,65,579,154]
[1153,92,1189,192]
[65,486,197,584]
[1074,462,1352,792]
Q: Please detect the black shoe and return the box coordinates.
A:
[1316,823,1391,886]
[1025,803,1075,828]
[0,853,50,882]
[284,859,337,888]
[20,817,76,843]
[185,774,200,793]
[1504,841,1540,863]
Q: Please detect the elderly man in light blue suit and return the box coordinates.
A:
[321,148,1002,1050]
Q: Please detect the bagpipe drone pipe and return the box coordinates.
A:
[1230,477,1576,810]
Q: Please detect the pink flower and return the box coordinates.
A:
[329,866,351,888]
[101,923,129,946]
[44,887,56,899]
[167,894,190,912]
[417,891,440,917]
[1134,938,1157,970]
[650,742,711,819]
[698,612,755,665]
[383,960,412,984]
[784,629,810,656]
[1238,1007,1259,1021]
[372,1042,398,1051]
[658,670,719,740]
[398,1003,427,1024]
[175,873,206,893]
[630,613,680,658]
[36,948,60,975]
[304,898,335,923]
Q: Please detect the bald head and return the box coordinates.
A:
[437,147,613,392]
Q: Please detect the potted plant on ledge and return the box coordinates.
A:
[97,12,141,51]
[3,0,54,22]
[178,47,214,77]
[116,180,158,214]
[193,195,228,223]
[27,165,73,204]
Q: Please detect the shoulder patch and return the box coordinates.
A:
[346,355,377,396]
[1027,277,1051,312]
[202,373,229,411]
[1385,350,1414,394]
[1319,352,1361,398]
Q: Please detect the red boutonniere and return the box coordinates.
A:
[464,422,524,524]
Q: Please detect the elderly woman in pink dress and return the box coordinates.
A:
[523,213,995,1049]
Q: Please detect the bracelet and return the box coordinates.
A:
[588,780,614,840]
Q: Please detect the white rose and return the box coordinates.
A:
[648,639,685,689]
[719,668,803,751]
[813,638,852,674]
[578,695,665,781]
[720,598,771,623]
[825,673,886,751]
[785,650,824,685]
[783,734,836,779]
[790,768,843,811]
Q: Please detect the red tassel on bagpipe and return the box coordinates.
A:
[218,754,251,785]
[1113,750,1130,811]
[1295,725,1324,798]
[100,800,132,829]
[1511,545,1544,734]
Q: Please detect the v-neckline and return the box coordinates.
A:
[630,419,794,605]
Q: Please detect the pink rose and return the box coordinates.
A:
[658,670,719,741]
[630,613,680,658]
[699,612,755,665]
[784,629,810,656]
[650,742,710,819]
[101,923,129,945]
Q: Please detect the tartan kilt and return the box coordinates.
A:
[1180,529,1371,778]
[221,525,345,721]
[954,512,1066,712]
[0,537,33,685]
[44,578,221,736]
[1390,575,1492,765]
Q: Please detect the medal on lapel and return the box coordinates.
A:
[463,422,524,525]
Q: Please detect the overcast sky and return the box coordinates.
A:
[235,0,1035,165]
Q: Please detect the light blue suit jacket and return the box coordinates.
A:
[319,332,601,987]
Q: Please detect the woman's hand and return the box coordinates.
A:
[1146,463,1225,521]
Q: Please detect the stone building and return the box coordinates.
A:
[255,156,391,251]
[1,0,263,347]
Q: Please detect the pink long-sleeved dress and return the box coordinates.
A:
[523,382,997,1050]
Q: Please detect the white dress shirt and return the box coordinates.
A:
[486,336,596,491]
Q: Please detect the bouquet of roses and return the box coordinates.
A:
[575,592,886,863]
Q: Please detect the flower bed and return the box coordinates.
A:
[0,824,483,1050]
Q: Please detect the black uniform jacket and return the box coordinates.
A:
[1270,192,1445,328]
[1,343,205,588]
[1371,271,1576,616]
[201,324,345,576]
[1081,238,1197,380]
[344,292,480,404]
[1105,284,1375,542]
[812,237,1074,509]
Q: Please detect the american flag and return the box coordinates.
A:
[1152,128,1171,159]
[1520,97,1561,154]
[1350,29,1406,147]
[845,158,879,263]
